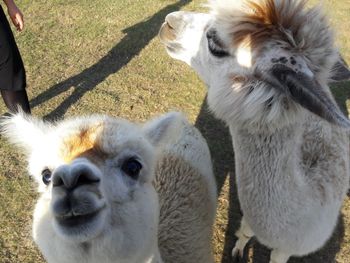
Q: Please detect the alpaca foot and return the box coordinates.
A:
[231,217,254,262]
[269,249,290,263]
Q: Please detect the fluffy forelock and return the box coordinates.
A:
[209,0,337,78]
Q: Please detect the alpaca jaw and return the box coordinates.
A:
[52,208,107,243]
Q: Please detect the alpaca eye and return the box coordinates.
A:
[206,30,229,58]
[207,38,229,58]
[121,158,142,179]
[41,168,52,185]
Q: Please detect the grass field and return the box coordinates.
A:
[0,0,349,262]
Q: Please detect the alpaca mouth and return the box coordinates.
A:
[56,210,101,228]
[165,42,183,54]
[51,184,107,239]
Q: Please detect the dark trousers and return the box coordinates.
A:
[0,4,26,91]
[0,5,30,113]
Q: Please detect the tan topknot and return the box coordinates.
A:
[210,0,337,77]
[60,123,105,163]
[211,0,310,48]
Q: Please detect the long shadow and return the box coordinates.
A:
[30,0,191,120]
[194,99,241,263]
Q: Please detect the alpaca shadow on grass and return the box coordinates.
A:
[195,93,348,262]
[30,0,191,121]
[194,99,242,263]
[331,79,350,198]
[331,80,350,118]
[248,215,345,263]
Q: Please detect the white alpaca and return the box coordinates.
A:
[1,112,217,263]
[159,0,350,262]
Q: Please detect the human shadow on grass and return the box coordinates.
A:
[30,0,191,120]
[195,93,348,262]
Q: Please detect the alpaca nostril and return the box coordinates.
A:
[52,176,64,187]
[165,12,185,31]
[52,166,70,187]
[75,172,100,188]
[165,21,174,30]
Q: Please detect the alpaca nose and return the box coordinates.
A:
[52,163,100,190]
[165,11,186,32]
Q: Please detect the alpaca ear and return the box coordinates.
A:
[261,64,350,128]
[0,112,48,153]
[143,112,185,146]
[329,56,350,82]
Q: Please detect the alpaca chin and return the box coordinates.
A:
[52,209,107,242]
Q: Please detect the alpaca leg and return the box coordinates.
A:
[232,217,254,261]
[269,249,290,263]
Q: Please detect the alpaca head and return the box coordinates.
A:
[159,0,350,129]
[1,112,183,260]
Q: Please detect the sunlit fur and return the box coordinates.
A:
[159,0,350,262]
[1,112,216,263]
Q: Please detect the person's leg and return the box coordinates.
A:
[1,89,31,113]
[0,6,30,114]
